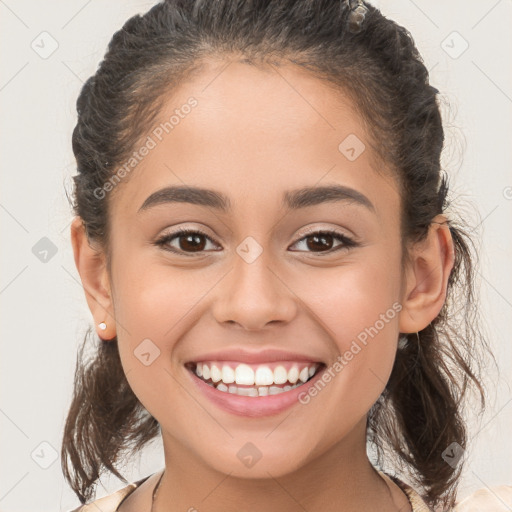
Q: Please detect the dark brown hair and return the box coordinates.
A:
[62,0,496,509]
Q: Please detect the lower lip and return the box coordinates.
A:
[185,365,326,418]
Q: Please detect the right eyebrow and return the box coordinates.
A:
[138,185,231,213]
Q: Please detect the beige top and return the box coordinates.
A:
[69,468,512,512]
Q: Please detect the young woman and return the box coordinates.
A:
[62,0,509,510]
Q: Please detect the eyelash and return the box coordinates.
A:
[153,227,358,256]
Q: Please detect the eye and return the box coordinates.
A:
[153,227,358,256]
[154,228,220,255]
[289,229,358,254]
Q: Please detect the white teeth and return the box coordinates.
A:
[236,387,258,397]
[254,366,274,386]
[221,365,235,384]
[212,381,303,396]
[273,365,288,385]
[194,361,321,388]
[288,366,299,384]
[235,364,255,385]
[269,386,282,395]
[258,386,269,396]
[299,367,309,383]
[210,364,222,383]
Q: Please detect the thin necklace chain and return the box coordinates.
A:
[150,469,410,512]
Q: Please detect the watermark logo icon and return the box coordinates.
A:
[338,134,366,162]
[236,236,263,264]
[237,442,262,468]
[134,338,161,366]
[442,442,465,468]
[32,237,58,263]
[441,31,469,59]
[31,32,59,59]
[31,441,58,469]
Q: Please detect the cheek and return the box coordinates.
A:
[298,253,402,404]
[111,259,206,418]
[109,255,194,377]
[112,253,208,342]
[305,252,401,340]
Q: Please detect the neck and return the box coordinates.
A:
[154,418,407,512]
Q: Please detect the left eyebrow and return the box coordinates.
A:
[137,184,375,213]
[284,184,375,213]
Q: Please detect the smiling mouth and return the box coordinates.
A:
[185,361,326,397]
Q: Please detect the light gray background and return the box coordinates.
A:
[0,1,511,511]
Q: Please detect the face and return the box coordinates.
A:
[105,59,405,478]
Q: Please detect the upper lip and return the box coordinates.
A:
[185,348,325,365]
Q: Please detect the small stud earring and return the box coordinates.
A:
[98,322,107,330]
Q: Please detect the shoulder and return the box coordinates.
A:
[453,484,512,511]
[378,470,512,512]
[67,474,153,512]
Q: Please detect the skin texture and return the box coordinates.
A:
[71,59,454,512]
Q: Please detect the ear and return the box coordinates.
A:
[70,216,116,341]
[399,214,455,333]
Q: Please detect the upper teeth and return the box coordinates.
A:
[195,362,318,386]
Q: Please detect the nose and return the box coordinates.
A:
[211,249,298,331]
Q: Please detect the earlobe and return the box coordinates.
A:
[70,216,116,340]
[399,214,455,334]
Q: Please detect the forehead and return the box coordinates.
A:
[110,59,399,220]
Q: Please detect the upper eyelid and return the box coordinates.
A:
[157,227,355,251]
[158,222,355,239]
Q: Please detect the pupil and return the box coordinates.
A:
[181,234,205,251]
[307,233,333,251]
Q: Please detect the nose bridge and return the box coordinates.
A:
[211,235,297,330]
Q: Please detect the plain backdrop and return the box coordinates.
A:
[0,1,511,511]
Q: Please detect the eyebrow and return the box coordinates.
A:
[137,184,375,213]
